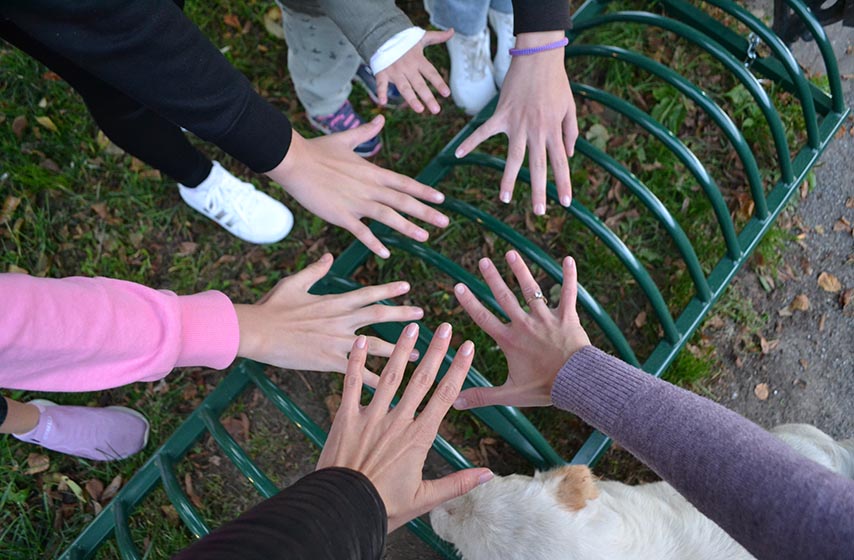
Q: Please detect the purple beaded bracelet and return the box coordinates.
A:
[509,37,569,56]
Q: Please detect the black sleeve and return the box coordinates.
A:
[0,397,7,426]
[173,468,387,560]
[0,0,292,173]
[512,0,573,34]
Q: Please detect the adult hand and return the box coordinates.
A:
[234,253,423,385]
[266,117,450,259]
[454,31,577,216]
[376,29,454,114]
[452,250,590,409]
[316,323,493,532]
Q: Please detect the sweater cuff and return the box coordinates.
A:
[513,0,573,34]
[550,346,652,435]
[215,94,293,173]
[175,291,239,369]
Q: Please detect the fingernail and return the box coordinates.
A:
[534,203,546,216]
[441,89,451,97]
[412,307,424,319]
[454,283,466,295]
[453,397,467,409]
[409,350,420,361]
[415,229,429,241]
[379,247,391,259]
[568,256,575,269]
[437,323,451,338]
[398,281,411,293]
[499,191,511,203]
[405,323,419,338]
[477,470,494,485]
[437,213,449,225]
[355,335,367,349]
[460,340,474,356]
[455,148,464,158]
[478,258,490,271]
[506,250,517,263]
[560,195,571,207]
[321,253,333,262]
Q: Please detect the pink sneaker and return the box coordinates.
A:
[12,399,150,461]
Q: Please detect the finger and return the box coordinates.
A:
[289,253,334,291]
[394,323,452,417]
[366,336,420,362]
[351,303,424,328]
[558,256,580,322]
[348,219,391,259]
[548,134,572,207]
[396,78,425,113]
[381,169,446,206]
[341,335,367,412]
[339,280,412,308]
[421,59,450,98]
[455,117,501,159]
[528,136,548,215]
[418,340,474,429]
[505,250,548,315]
[336,114,385,151]
[423,28,455,47]
[563,109,579,158]
[376,73,389,106]
[409,72,440,114]
[453,385,517,409]
[418,468,494,515]
[453,283,507,341]
[478,257,525,321]
[372,189,449,232]
[499,135,526,205]
[366,203,431,243]
[370,323,419,412]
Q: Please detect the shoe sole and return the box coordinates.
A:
[29,399,151,450]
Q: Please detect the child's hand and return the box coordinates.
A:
[316,324,493,532]
[233,253,423,385]
[375,29,453,114]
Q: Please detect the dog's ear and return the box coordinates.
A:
[548,465,599,511]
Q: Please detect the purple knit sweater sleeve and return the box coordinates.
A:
[551,345,854,560]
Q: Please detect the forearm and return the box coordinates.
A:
[174,468,387,560]
[552,346,854,559]
[0,275,238,391]
[1,0,292,172]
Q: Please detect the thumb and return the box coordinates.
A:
[336,114,385,150]
[422,469,494,511]
[424,28,454,46]
[452,385,511,410]
[291,252,334,291]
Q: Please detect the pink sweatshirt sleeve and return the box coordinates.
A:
[0,274,240,392]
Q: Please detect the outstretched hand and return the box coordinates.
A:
[234,253,423,385]
[452,251,590,409]
[266,116,450,259]
[317,323,493,532]
[454,31,577,216]
[376,29,454,114]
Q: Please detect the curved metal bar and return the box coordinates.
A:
[156,454,210,539]
[692,0,820,148]
[247,367,328,449]
[574,11,789,212]
[784,0,845,113]
[450,155,681,345]
[113,499,141,560]
[198,405,279,499]
[567,43,759,242]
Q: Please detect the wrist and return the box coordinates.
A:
[513,30,564,49]
[233,304,263,360]
[265,131,306,190]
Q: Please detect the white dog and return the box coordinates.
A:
[430,424,854,560]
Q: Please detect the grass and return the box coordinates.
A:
[0,0,826,557]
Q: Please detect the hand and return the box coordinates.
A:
[316,323,493,532]
[454,31,578,216]
[452,250,590,409]
[234,253,423,385]
[375,29,454,114]
[266,116,450,258]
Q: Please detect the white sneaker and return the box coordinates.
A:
[447,28,498,116]
[488,9,515,88]
[179,162,294,244]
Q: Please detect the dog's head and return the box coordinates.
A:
[430,466,600,560]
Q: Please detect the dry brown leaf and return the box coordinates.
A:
[759,336,779,355]
[91,202,109,221]
[161,504,180,523]
[846,197,854,209]
[85,478,104,502]
[263,6,285,39]
[176,241,198,256]
[25,453,50,475]
[817,272,842,292]
[40,158,60,173]
[223,13,241,29]
[840,288,853,310]
[799,358,809,370]
[834,217,852,232]
[818,313,827,332]
[754,383,770,401]
[184,473,203,509]
[1,196,22,225]
[35,115,58,133]
[633,311,647,328]
[706,315,725,329]
[790,294,810,312]
[101,474,123,502]
[800,180,809,199]
[12,115,27,138]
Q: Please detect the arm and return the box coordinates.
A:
[0,254,423,391]
[452,251,854,560]
[174,468,386,560]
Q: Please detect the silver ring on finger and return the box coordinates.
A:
[525,290,548,306]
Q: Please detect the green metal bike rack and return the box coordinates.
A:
[59,1,848,558]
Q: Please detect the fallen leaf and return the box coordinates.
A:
[817,272,842,292]
[161,504,180,523]
[846,197,854,209]
[91,202,109,220]
[8,264,28,274]
[754,383,770,401]
[101,475,123,502]
[223,13,241,29]
[176,241,198,256]
[792,378,807,389]
[758,273,775,292]
[62,476,86,503]
[35,116,58,133]
[585,123,610,151]
[778,306,793,317]
[789,293,810,312]
[42,71,61,81]
[706,315,725,329]
[12,115,27,138]
[759,336,779,355]
[184,473,203,509]
[1,196,22,224]
[800,180,809,199]
[633,311,647,328]
[38,98,48,109]
[834,217,852,232]
[85,479,104,502]
[814,225,825,234]
[818,313,827,332]
[39,158,60,173]
[25,453,50,475]
[840,288,853,310]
